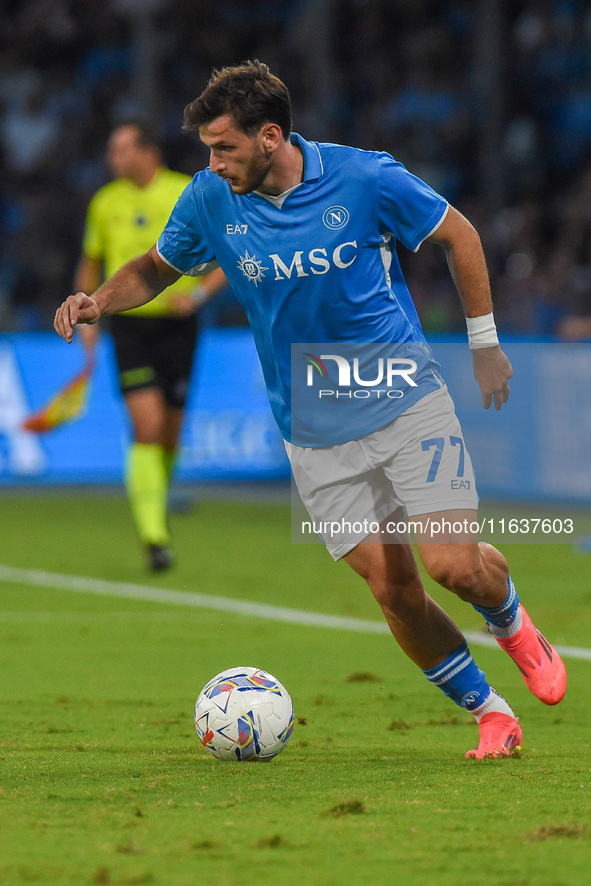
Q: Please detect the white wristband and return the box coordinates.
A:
[191,285,209,308]
[466,312,499,349]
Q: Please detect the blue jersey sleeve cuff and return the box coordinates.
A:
[412,203,449,253]
[156,242,220,277]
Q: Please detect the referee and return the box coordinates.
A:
[75,119,227,571]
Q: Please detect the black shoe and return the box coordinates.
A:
[147,544,173,572]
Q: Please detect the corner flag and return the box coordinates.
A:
[22,354,95,433]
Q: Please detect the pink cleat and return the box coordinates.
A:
[494,605,567,705]
[465,712,522,759]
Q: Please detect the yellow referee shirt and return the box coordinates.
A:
[82,167,198,317]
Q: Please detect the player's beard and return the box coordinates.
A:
[235,146,273,195]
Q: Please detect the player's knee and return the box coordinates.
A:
[422,554,484,598]
[131,414,166,444]
[134,427,163,445]
[368,573,424,616]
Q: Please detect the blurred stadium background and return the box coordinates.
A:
[1,0,590,499]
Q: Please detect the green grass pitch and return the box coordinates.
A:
[1,492,591,885]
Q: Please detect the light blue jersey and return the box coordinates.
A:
[157,133,448,445]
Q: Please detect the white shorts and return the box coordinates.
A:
[286,385,478,560]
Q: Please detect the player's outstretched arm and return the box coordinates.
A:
[427,206,513,410]
[54,246,181,343]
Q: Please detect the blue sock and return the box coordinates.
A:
[472,575,520,628]
[423,641,491,712]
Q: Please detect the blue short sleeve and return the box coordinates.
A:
[157,175,217,276]
[377,154,448,252]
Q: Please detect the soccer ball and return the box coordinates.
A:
[194,666,294,762]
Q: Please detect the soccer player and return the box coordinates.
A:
[55,62,566,757]
[75,119,227,571]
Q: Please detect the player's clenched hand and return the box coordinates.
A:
[54,292,100,343]
[472,346,513,410]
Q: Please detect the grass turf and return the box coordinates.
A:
[1,493,591,885]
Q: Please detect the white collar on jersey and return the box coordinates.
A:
[254,182,301,209]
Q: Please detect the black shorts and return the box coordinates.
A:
[109,314,198,409]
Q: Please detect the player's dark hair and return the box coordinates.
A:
[112,118,161,152]
[183,60,292,140]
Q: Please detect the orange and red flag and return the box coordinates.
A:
[22,354,95,433]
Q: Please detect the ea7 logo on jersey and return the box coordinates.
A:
[226,224,248,234]
[270,241,358,280]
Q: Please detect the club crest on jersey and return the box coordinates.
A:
[322,205,349,229]
[237,249,268,286]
